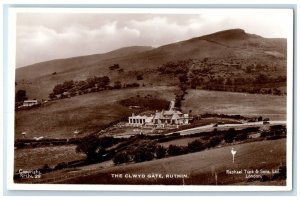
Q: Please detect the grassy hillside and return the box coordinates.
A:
[61,139,286,185]
[14,145,85,174]
[15,87,286,139]
[15,86,177,139]
[181,89,286,120]
[16,29,287,100]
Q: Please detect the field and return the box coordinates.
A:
[15,86,177,139]
[182,89,286,120]
[159,137,204,147]
[15,87,286,139]
[61,139,286,185]
[14,145,85,174]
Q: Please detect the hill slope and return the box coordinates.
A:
[60,139,286,185]
[16,29,287,100]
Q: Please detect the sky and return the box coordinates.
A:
[15,9,293,68]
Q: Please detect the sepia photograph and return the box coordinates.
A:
[7,7,293,191]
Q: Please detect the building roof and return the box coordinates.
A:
[129,115,149,119]
[24,100,38,103]
[163,110,182,115]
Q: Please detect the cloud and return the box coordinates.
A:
[15,10,292,68]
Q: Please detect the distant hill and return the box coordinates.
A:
[16,29,287,100]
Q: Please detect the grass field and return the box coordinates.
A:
[15,86,177,139]
[182,89,286,121]
[61,139,286,185]
[159,137,205,147]
[14,145,85,174]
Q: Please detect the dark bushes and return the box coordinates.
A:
[113,152,130,165]
[187,140,206,152]
[155,145,167,159]
[207,136,222,148]
[224,128,237,143]
[167,145,188,156]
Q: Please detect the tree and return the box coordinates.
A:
[188,139,205,152]
[48,93,56,100]
[167,145,187,156]
[155,145,167,159]
[113,152,129,165]
[245,65,253,73]
[114,81,122,89]
[15,90,28,102]
[225,78,232,85]
[255,73,268,84]
[224,128,237,143]
[235,132,248,141]
[190,77,199,89]
[178,74,188,83]
[76,135,117,162]
[137,74,143,80]
[208,136,222,148]
[53,84,65,95]
[77,80,89,90]
[132,141,157,163]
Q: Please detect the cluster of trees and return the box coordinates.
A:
[244,63,279,73]
[76,135,119,163]
[113,140,165,165]
[108,64,124,73]
[15,90,28,102]
[109,64,120,70]
[49,75,142,100]
[136,74,144,80]
[160,61,192,110]
[190,73,286,95]
[112,136,224,165]
[74,125,267,168]
[49,76,110,100]
[157,59,286,96]
[260,124,287,139]
[157,60,191,75]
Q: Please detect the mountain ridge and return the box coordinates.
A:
[15,28,287,100]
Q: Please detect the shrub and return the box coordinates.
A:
[16,90,28,102]
[133,148,155,163]
[113,152,129,165]
[224,128,237,143]
[15,142,26,149]
[114,81,122,89]
[76,135,118,162]
[167,145,188,156]
[109,64,119,70]
[132,142,157,163]
[137,74,143,80]
[188,139,205,152]
[155,145,167,159]
[208,136,222,148]
[260,131,271,138]
[235,132,248,141]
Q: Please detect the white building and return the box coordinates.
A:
[128,114,153,127]
[23,100,38,107]
[128,100,190,127]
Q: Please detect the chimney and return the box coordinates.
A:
[169,100,175,110]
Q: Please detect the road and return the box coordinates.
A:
[178,120,286,136]
[113,121,286,138]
